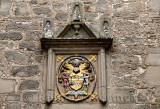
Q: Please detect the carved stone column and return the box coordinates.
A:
[98,48,106,103]
[46,48,55,103]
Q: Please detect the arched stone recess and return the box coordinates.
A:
[40,2,113,108]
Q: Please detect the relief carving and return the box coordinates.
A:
[56,56,96,102]
[43,20,53,38]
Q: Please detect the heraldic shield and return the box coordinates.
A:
[56,56,96,102]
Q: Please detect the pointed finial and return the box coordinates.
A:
[72,2,82,22]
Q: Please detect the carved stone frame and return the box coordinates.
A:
[41,38,112,104]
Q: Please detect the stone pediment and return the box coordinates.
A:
[41,2,113,50]
[41,20,113,49]
[57,21,96,38]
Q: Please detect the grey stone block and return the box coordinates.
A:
[30,0,37,4]
[19,80,39,90]
[145,54,160,65]
[151,105,159,109]
[144,67,160,85]
[14,2,31,16]
[0,0,12,15]
[5,51,33,64]
[11,65,39,77]
[109,88,136,103]
[146,48,160,54]
[48,103,106,109]
[137,104,150,109]
[6,22,39,31]
[7,103,21,109]
[154,86,160,97]
[113,4,122,9]
[53,4,67,11]
[26,31,41,41]
[0,78,16,93]
[55,13,68,21]
[84,13,98,21]
[95,0,107,12]
[137,89,149,102]
[24,104,36,109]
[108,104,136,109]
[112,54,139,64]
[0,32,23,41]
[33,7,51,15]
[19,42,36,51]
[148,0,160,11]
[23,92,39,103]
[6,95,20,101]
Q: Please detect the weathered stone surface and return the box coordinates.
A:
[0,0,12,15]
[112,63,138,75]
[147,48,160,54]
[0,64,6,76]
[24,104,36,109]
[151,104,159,109]
[33,7,51,15]
[113,4,122,9]
[11,65,39,77]
[25,31,41,41]
[137,89,149,102]
[14,2,31,16]
[137,104,150,109]
[0,95,4,102]
[0,78,16,93]
[145,54,160,65]
[0,0,159,108]
[7,103,21,109]
[53,4,67,11]
[109,88,136,103]
[144,67,160,86]
[19,42,36,51]
[154,86,160,97]
[19,80,39,90]
[96,0,107,12]
[35,56,43,63]
[49,103,106,109]
[112,54,139,65]
[113,12,139,19]
[55,13,68,21]
[155,97,160,102]
[0,32,23,41]
[115,20,140,32]
[84,13,98,21]
[37,0,49,5]
[113,74,138,87]
[6,95,20,101]
[5,51,33,64]
[148,0,160,11]
[23,92,39,103]
[30,0,37,4]
[6,17,32,21]
[6,22,39,31]
[108,104,136,109]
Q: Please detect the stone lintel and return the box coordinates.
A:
[41,38,113,50]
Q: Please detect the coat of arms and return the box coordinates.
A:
[56,56,96,102]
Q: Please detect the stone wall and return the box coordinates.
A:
[0,0,160,109]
